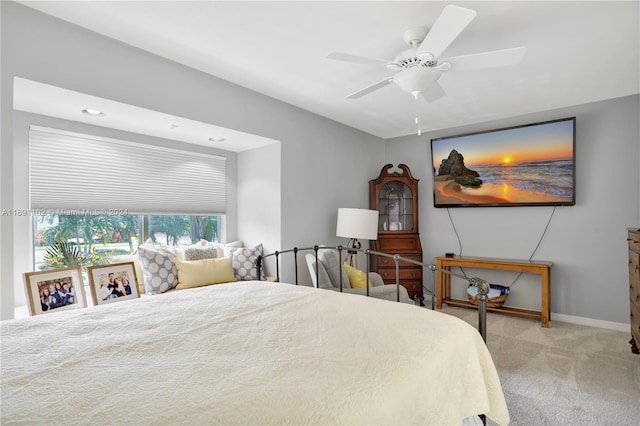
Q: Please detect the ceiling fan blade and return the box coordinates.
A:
[416,5,477,60]
[345,76,394,99]
[326,52,390,65]
[422,81,446,102]
[441,47,527,71]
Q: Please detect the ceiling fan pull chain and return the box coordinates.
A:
[413,91,422,136]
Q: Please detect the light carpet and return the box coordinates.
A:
[439,305,640,426]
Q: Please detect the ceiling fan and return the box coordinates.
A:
[327,5,526,102]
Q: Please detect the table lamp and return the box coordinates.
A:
[336,208,379,267]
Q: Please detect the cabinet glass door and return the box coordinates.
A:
[378,181,414,231]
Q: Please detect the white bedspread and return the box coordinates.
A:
[1,281,508,425]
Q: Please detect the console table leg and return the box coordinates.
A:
[541,271,551,328]
[443,268,451,300]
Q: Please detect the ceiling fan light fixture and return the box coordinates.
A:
[393,67,441,95]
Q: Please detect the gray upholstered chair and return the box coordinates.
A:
[304,250,414,304]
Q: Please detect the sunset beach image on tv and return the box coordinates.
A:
[430,117,576,207]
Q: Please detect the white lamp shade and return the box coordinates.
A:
[336,208,379,241]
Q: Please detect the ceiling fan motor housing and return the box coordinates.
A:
[395,48,437,68]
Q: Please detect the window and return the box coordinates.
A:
[33,214,221,271]
[147,215,220,246]
[29,126,227,272]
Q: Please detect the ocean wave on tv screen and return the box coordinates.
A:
[471,159,574,198]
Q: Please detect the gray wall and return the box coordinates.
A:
[0,2,385,319]
[385,95,640,324]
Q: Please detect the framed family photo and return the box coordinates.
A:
[23,266,87,316]
[88,262,140,305]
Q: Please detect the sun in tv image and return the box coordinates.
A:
[431,118,575,207]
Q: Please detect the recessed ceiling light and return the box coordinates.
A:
[209,137,225,142]
[82,108,104,116]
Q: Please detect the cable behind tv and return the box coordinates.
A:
[447,206,557,287]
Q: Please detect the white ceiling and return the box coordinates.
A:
[14,1,640,142]
[13,77,278,152]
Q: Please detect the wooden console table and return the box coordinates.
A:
[435,256,552,328]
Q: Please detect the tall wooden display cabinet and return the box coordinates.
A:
[369,164,423,304]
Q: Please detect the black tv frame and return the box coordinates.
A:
[430,117,576,208]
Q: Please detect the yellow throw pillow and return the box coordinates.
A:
[175,255,236,290]
[343,262,372,289]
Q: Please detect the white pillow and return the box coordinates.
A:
[224,240,243,249]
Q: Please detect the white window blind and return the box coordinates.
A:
[29,126,226,215]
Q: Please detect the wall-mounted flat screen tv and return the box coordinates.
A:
[430,117,576,208]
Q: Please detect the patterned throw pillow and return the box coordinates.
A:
[225,244,263,281]
[137,243,178,294]
[176,240,221,261]
[184,244,219,261]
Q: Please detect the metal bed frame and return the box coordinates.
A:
[257,245,491,343]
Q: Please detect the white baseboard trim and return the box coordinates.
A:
[552,312,629,332]
[418,293,629,332]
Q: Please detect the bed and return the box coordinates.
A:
[1,277,508,425]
